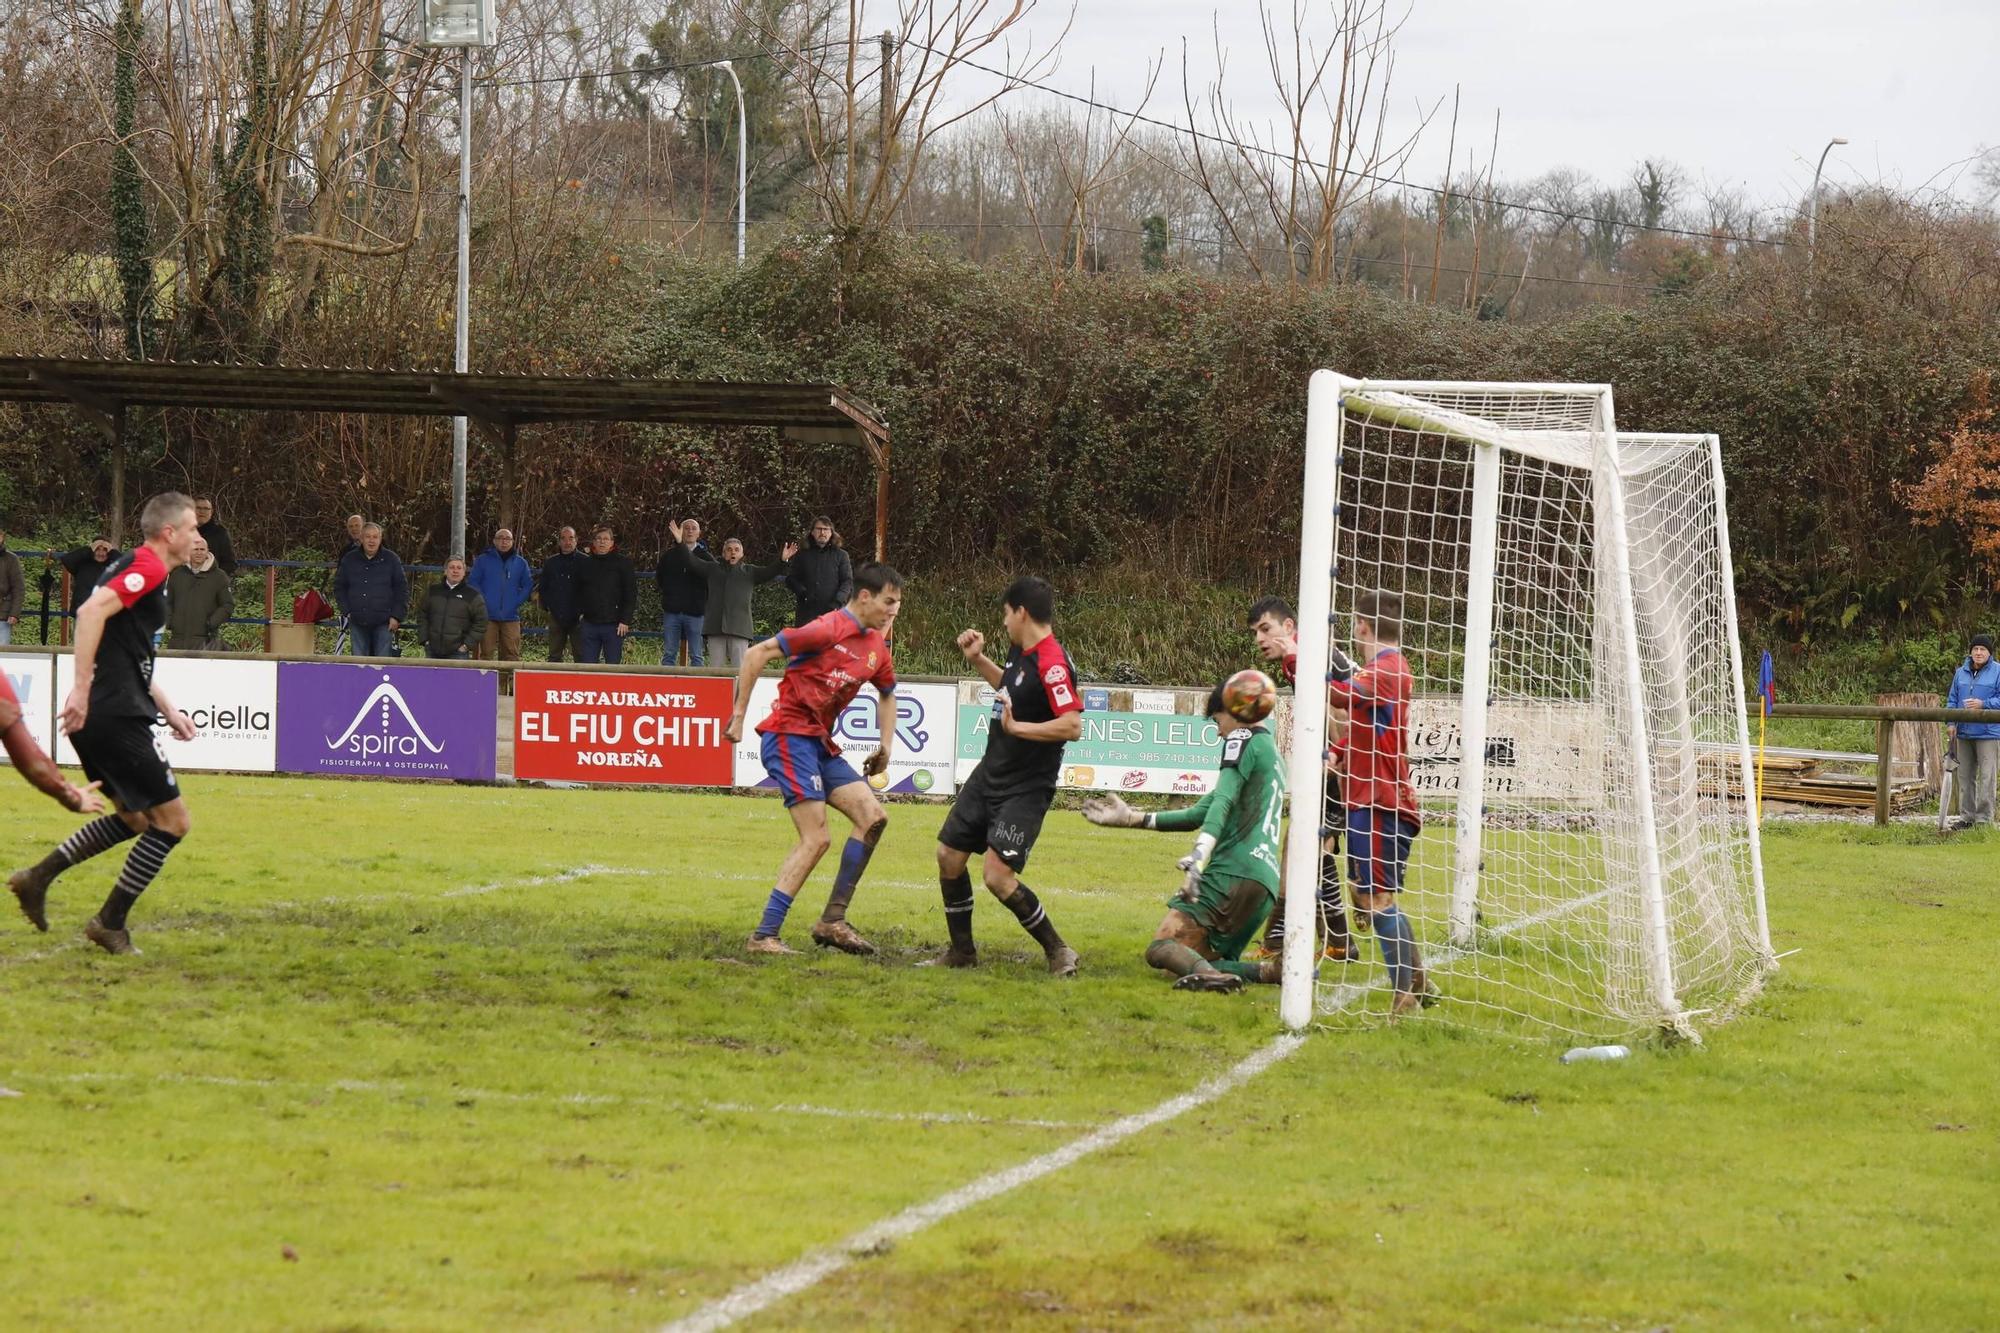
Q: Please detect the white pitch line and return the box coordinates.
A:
[660,1032,1306,1333]
[10,1069,1092,1131]
[440,863,622,899]
[1317,886,1618,1014]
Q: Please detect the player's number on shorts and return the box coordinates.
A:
[152,729,178,787]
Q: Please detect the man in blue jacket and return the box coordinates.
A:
[333,523,407,657]
[1946,632,2000,827]
[469,527,533,666]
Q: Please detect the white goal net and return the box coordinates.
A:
[1278,373,1774,1042]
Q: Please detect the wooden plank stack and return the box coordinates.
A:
[1696,752,1926,811]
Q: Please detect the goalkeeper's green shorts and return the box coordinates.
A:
[1166,875,1276,962]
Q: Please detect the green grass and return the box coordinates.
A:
[2,778,1996,1329]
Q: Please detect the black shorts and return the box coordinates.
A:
[938,767,1053,872]
[71,716,179,813]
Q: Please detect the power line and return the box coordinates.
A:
[897,218,1652,293]
[476,40,847,91]
[904,42,1789,251]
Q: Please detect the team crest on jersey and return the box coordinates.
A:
[123,571,146,593]
[1221,727,1251,767]
[868,652,879,669]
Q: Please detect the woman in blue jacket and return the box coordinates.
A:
[1946,632,2000,826]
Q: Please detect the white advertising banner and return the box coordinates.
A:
[56,656,279,774]
[732,678,959,797]
[1405,697,1603,803]
[956,680,1226,795]
[0,653,57,767]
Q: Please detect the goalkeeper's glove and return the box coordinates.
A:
[1175,832,1217,902]
[1081,794,1146,829]
[1327,641,1358,682]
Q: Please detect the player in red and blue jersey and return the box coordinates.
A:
[1245,596,1356,963]
[9,492,201,955]
[1327,590,1434,1015]
[724,561,903,957]
[0,671,105,814]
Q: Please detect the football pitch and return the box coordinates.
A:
[3,776,1995,1330]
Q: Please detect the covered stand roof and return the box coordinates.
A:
[0,356,891,556]
[0,357,887,443]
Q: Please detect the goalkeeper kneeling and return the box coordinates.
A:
[1083,678,1284,994]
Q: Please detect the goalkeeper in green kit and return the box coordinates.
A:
[1083,672,1285,994]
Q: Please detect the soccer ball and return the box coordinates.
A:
[1222,669,1277,724]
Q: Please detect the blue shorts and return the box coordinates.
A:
[1346,808,1418,894]
[761,731,863,807]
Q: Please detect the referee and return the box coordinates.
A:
[8,492,201,955]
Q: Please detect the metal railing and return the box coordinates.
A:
[15,549,693,651]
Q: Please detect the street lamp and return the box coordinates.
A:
[716,60,747,266]
[1808,135,1848,258]
[423,0,497,561]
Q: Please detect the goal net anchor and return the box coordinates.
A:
[1279,370,1774,1044]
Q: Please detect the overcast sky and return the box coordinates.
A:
[975,0,1998,212]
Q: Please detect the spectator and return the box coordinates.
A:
[333,522,407,657]
[786,515,853,625]
[58,537,120,615]
[1947,631,2000,828]
[342,513,366,555]
[575,525,637,664]
[535,526,587,662]
[656,517,711,666]
[690,536,795,667]
[0,522,22,645]
[418,557,488,660]
[469,526,533,664]
[193,496,239,575]
[165,535,234,650]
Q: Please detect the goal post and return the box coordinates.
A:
[1279,374,1773,1041]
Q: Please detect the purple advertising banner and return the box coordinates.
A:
[277,662,497,781]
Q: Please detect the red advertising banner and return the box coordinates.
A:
[515,672,734,785]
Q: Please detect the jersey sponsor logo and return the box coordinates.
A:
[1050,681,1074,708]
[1221,728,1249,767]
[123,571,146,593]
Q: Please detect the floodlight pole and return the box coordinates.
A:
[1807,136,1847,261]
[717,60,747,266]
[450,47,472,561]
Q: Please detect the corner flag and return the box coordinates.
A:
[1758,650,1775,718]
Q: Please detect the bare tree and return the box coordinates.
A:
[1176,0,1430,284]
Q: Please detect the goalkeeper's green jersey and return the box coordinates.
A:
[1152,724,1285,892]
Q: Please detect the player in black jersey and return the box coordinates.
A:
[8,492,201,955]
[928,577,1084,976]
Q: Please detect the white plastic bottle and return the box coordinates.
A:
[1560,1044,1630,1064]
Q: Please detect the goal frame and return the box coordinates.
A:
[1277,370,1772,1034]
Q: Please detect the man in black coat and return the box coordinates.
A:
[534,526,587,662]
[786,516,854,626]
[417,557,489,659]
[575,525,638,664]
[656,517,712,666]
[193,496,239,575]
[58,537,120,616]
